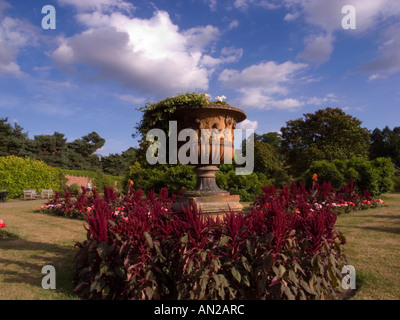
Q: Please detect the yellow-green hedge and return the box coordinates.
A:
[0,156,61,199]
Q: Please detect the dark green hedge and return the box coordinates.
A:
[303,157,394,195]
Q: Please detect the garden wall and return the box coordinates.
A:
[65,175,93,188]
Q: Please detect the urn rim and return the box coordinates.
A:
[174,103,247,123]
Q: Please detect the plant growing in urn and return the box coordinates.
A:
[135,92,247,216]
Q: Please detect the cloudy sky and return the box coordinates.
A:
[1,0,399,155]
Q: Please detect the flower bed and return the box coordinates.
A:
[36,180,386,300]
[72,185,352,300]
[37,187,107,219]
[254,181,385,216]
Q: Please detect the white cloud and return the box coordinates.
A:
[229,88,304,111]
[306,93,338,105]
[52,10,225,96]
[116,94,146,105]
[0,9,38,76]
[57,0,134,12]
[228,20,239,30]
[234,0,280,10]
[234,0,250,9]
[297,33,334,64]
[207,0,217,11]
[356,23,400,77]
[219,60,307,94]
[220,46,243,63]
[282,0,400,67]
[283,0,399,34]
[199,47,243,74]
[183,25,220,51]
[219,60,308,110]
[0,0,10,16]
[368,73,388,81]
[236,119,258,130]
[284,12,300,21]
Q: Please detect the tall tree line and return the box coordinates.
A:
[0,117,137,175]
[2,107,400,180]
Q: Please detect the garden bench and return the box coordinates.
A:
[0,191,8,202]
[41,189,54,199]
[23,189,42,200]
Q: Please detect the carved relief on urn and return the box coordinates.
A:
[171,104,247,215]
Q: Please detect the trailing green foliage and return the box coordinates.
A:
[0,155,61,198]
[134,92,230,165]
[135,92,226,140]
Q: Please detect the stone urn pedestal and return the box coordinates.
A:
[170,104,246,218]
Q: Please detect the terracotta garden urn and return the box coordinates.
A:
[171,104,247,216]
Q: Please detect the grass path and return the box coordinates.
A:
[335,193,400,300]
[0,200,85,300]
[1,195,400,300]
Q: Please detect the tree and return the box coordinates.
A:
[67,132,105,170]
[101,147,137,176]
[370,126,400,169]
[30,132,69,168]
[240,133,290,186]
[68,132,105,158]
[281,108,370,177]
[101,153,124,176]
[0,117,31,157]
[255,132,281,150]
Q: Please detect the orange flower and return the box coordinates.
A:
[129,180,134,186]
[312,173,318,182]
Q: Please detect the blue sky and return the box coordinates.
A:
[1,0,399,155]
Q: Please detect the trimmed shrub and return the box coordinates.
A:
[347,158,379,195]
[127,162,270,201]
[303,157,394,196]
[217,168,270,202]
[126,162,196,195]
[0,155,60,199]
[303,160,345,189]
[67,183,82,196]
[372,157,394,194]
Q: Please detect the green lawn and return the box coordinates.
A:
[0,200,84,300]
[335,193,400,299]
[1,195,399,300]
